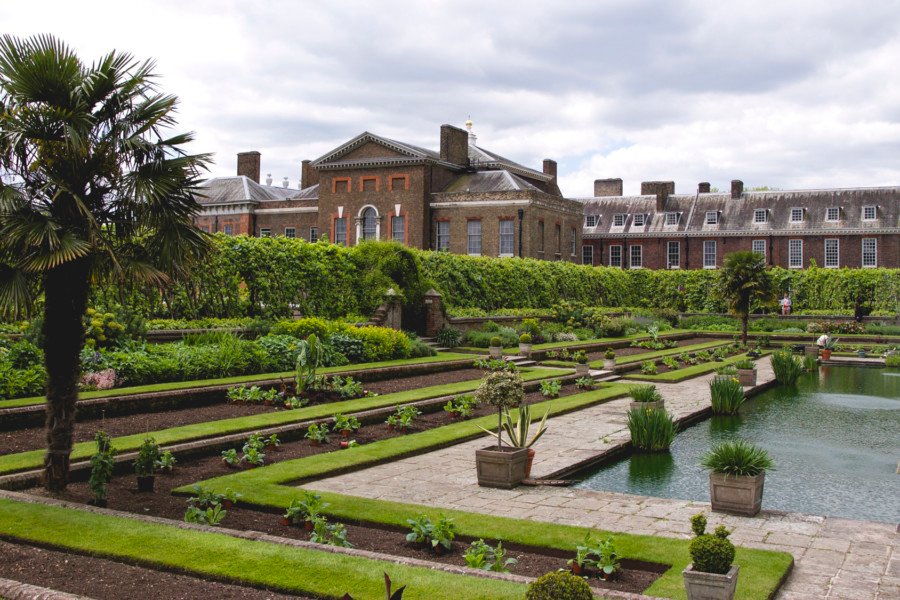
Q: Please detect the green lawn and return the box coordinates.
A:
[541,339,728,369]
[0,352,476,409]
[624,351,773,383]
[454,330,692,353]
[0,367,570,475]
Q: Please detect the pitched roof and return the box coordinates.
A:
[442,170,542,193]
[468,144,551,182]
[197,176,298,204]
[311,131,453,169]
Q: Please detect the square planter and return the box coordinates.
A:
[575,363,590,376]
[489,346,503,359]
[518,343,532,357]
[475,446,528,489]
[602,359,616,370]
[737,368,757,387]
[709,471,765,516]
[630,400,665,411]
[805,345,819,358]
[683,564,739,600]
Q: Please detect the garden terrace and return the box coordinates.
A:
[623,351,774,383]
[539,338,728,369]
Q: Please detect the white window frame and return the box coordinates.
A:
[665,212,679,226]
[754,209,768,223]
[571,228,577,256]
[357,205,380,243]
[222,224,233,236]
[467,220,482,256]
[609,244,622,267]
[309,227,318,243]
[613,214,626,227]
[585,214,598,227]
[435,221,450,251]
[582,244,593,266]
[862,205,877,220]
[259,228,271,238]
[630,244,643,268]
[633,213,646,227]
[499,219,515,257]
[334,218,347,246]
[862,238,877,267]
[788,239,803,268]
[284,227,296,239]
[790,207,804,222]
[703,240,717,269]
[824,238,839,268]
[667,241,680,269]
[825,207,840,222]
[705,211,718,225]
[752,239,766,258]
[391,216,404,243]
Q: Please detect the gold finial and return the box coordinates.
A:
[465,116,473,131]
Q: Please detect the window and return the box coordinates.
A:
[284,227,296,239]
[198,224,209,233]
[499,219,514,256]
[609,245,622,267]
[667,241,680,269]
[309,227,318,243]
[788,239,803,268]
[752,239,766,257]
[538,221,544,252]
[824,239,839,268]
[862,238,877,267]
[467,220,482,255]
[633,213,646,227]
[332,177,351,193]
[260,228,271,237]
[754,209,768,223]
[435,221,450,251]
[629,245,642,268]
[222,224,233,236]
[388,174,409,191]
[334,218,347,245]
[790,208,804,222]
[555,224,561,255]
[703,241,717,269]
[826,207,840,221]
[665,212,679,226]
[863,205,876,220]
[582,245,593,265]
[613,214,626,227]
[705,211,718,225]
[361,207,378,240]
[391,216,404,243]
[585,215,598,227]
[571,228,577,256]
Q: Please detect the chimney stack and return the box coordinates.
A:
[301,159,319,189]
[237,151,261,183]
[594,178,623,197]
[641,181,675,211]
[731,180,743,199]
[439,124,469,167]
[698,182,711,193]
[542,159,557,180]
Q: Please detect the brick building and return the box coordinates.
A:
[580,179,900,269]
[194,122,583,261]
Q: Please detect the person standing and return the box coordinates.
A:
[781,293,792,316]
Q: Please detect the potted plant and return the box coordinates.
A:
[683,513,739,600]
[732,359,757,386]
[331,413,360,438]
[822,337,838,361]
[602,348,616,370]
[134,437,160,493]
[479,403,549,478]
[489,336,503,359]
[628,384,664,411]
[701,439,775,516]
[305,423,330,446]
[518,333,532,357]
[574,350,589,376]
[473,371,528,488]
[88,431,116,507]
[856,346,868,358]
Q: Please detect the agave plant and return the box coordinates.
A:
[478,403,549,448]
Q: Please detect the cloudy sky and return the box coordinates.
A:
[4,0,900,196]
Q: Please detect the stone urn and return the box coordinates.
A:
[737,368,757,387]
[709,472,766,516]
[602,358,616,370]
[629,400,665,412]
[683,564,740,600]
[575,363,590,376]
[475,446,528,489]
[489,345,503,359]
[518,343,532,357]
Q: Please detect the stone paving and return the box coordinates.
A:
[309,358,900,599]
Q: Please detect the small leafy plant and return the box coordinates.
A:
[88,431,116,505]
[184,504,226,526]
[628,384,662,403]
[305,423,330,444]
[539,379,562,398]
[519,333,532,344]
[154,450,176,472]
[221,448,240,467]
[662,356,679,370]
[574,376,594,390]
[332,413,361,435]
[443,394,478,418]
[265,433,281,448]
[464,539,517,573]
[604,348,616,360]
[134,437,160,478]
[688,513,735,574]
[526,571,592,600]
[573,350,588,364]
[405,514,456,552]
[386,405,421,430]
[284,491,331,525]
[309,515,353,547]
[640,360,658,375]
[489,336,502,348]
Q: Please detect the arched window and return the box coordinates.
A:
[361,207,378,240]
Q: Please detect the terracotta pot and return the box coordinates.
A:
[340,430,350,439]
[281,517,291,526]
[309,439,320,447]
[822,349,832,360]
[524,448,536,478]
[340,441,349,449]
[571,563,583,575]
[304,520,314,532]
[222,500,234,509]
[136,475,155,493]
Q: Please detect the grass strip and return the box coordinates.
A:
[0,368,569,475]
[0,352,475,409]
[0,498,526,600]
[624,351,773,383]
[540,340,729,369]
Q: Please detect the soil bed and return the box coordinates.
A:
[585,336,721,362]
[0,368,485,455]
[0,539,310,600]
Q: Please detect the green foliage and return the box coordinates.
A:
[184,504,227,526]
[405,514,456,551]
[463,539,517,573]
[284,492,330,525]
[640,360,658,375]
[519,333,532,344]
[331,413,361,434]
[309,515,352,547]
[474,371,525,411]
[406,336,436,358]
[435,328,462,348]
[689,514,736,575]
[443,394,478,418]
[628,384,662,403]
[709,376,746,415]
[770,349,804,385]
[134,437,160,477]
[305,423,330,444]
[385,405,421,429]
[525,571,593,600]
[886,354,900,368]
[88,431,116,502]
[574,376,594,390]
[539,379,562,398]
[718,252,775,343]
[627,408,676,452]
[701,439,775,477]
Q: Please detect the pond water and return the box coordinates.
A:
[575,365,900,523]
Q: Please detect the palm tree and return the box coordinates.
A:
[0,35,210,491]
[717,251,774,345]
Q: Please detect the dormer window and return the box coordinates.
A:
[863,205,876,220]
[825,207,840,222]
[705,211,718,225]
[633,213,646,227]
[665,212,679,226]
[613,214,626,227]
[790,207,804,222]
[753,209,768,224]
[585,214,598,227]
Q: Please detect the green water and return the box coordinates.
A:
[576,365,900,523]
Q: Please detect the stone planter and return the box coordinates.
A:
[475,446,528,489]
[518,343,532,357]
[602,358,616,370]
[575,363,590,376]
[805,345,819,359]
[709,471,765,516]
[737,368,757,387]
[857,350,867,358]
[683,564,740,600]
[489,346,502,359]
[629,400,665,411]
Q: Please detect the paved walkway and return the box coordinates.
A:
[309,359,899,599]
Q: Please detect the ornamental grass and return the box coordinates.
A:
[770,349,804,385]
[627,384,662,403]
[627,407,676,452]
[700,439,775,477]
[709,376,745,415]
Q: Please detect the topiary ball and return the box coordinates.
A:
[525,571,593,600]
[689,533,736,574]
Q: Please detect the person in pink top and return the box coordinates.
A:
[781,294,792,316]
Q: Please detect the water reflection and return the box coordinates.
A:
[708,414,743,438]
[628,452,675,487]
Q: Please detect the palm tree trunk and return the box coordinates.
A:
[42,257,91,492]
[741,316,749,346]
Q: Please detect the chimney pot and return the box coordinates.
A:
[731,180,744,199]
[698,182,711,193]
[594,178,623,197]
[236,151,261,184]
